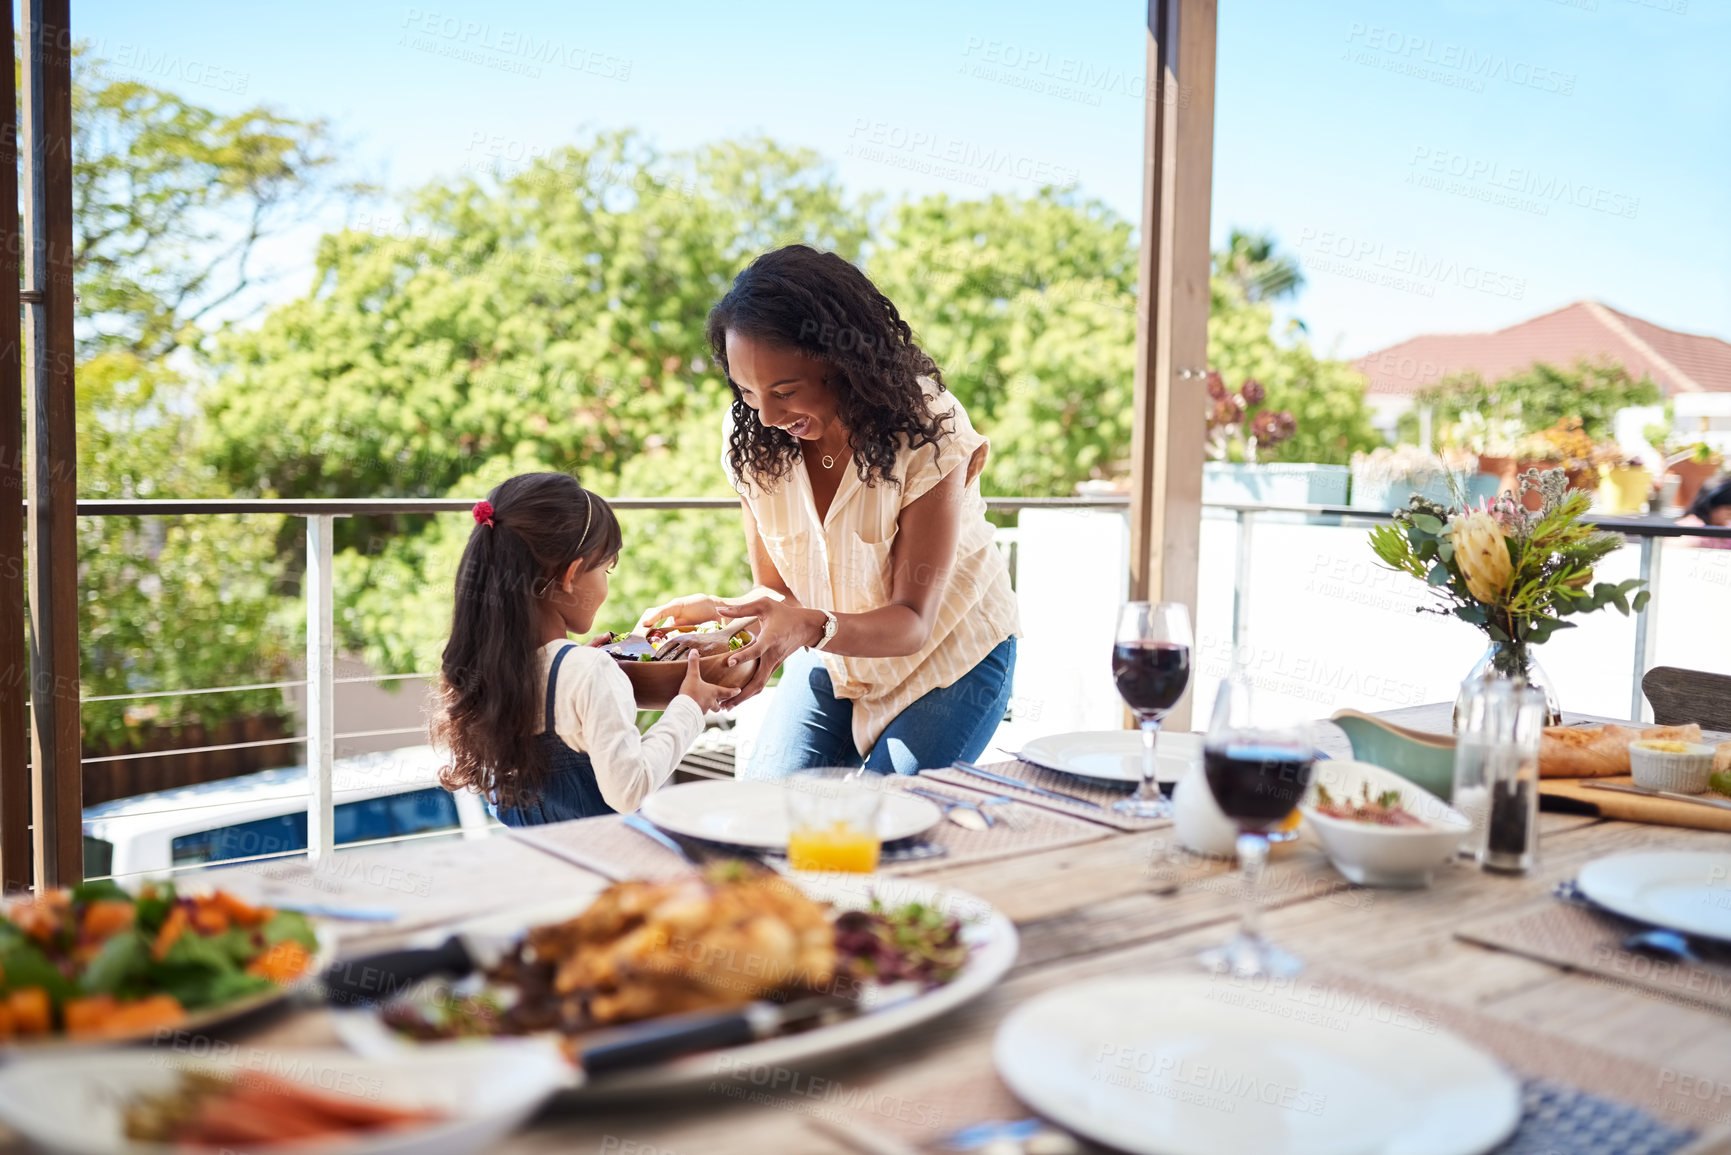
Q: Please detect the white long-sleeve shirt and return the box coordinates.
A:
[537,640,703,812]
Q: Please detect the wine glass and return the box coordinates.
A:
[1110,602,1193,819]
[1197,669,1313,978]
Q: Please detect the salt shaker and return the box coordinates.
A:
[1456,681,1546,875]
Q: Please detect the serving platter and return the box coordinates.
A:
[334,873,1017,1098]
[0,1041,572,1155]
[640,779,941,849]
[1576,850,1731,943]
[0,926,337,1057]
[1015,730,1202,784]
[995,975,1521,1155]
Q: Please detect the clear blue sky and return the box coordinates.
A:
[73,0,1731,357]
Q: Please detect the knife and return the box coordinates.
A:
[948,760,1103,810]
[1582,781,1731,812]
[319,930,516,1007]
[577,994,855,1076]
[579,981,922,1076]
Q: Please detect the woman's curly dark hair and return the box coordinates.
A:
[708,245,951,489]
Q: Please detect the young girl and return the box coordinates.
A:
[434,472,737,826]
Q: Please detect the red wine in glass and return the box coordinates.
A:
[1111,603,1193,819]
[1202,744,1314,831]
[1198,672,1314,979]
[1112,642,1191,717]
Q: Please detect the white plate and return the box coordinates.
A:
[639,778,940,849]
[336,873,1018,1098]
[1577,850,1731,943]
[0,1041,573,1155]
[1018,730,1202,784]
[995,975,1520,1155]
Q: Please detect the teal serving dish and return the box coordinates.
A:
[1328,710,1457,801]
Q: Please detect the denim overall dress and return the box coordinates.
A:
[493,644,616,826]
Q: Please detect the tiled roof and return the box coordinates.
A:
[1352,301,1731,397]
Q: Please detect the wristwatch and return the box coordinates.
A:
[811,609,839,652]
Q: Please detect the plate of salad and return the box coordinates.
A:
[0,879,330,1048]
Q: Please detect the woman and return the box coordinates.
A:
[1678,476,1731,549]
[638,245,1019,777]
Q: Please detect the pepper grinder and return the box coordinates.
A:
[1468,682,1546,875]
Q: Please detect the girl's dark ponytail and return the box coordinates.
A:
[434,472,622,807]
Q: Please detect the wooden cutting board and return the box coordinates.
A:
[1540,775,1731,834]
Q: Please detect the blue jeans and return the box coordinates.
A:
[745,636,1017,778]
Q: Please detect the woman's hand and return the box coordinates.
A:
[717,596,825,703]
[634,594,723,633]
[677,651,740,714]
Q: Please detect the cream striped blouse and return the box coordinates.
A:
[725,382,1020,758]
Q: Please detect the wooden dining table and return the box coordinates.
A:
[86,704,1731,1154]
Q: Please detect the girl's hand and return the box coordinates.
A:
[634,594,723,633]
[677,651,739,714]
[716,596,825,704]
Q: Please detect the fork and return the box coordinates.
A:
[907,787,994,831]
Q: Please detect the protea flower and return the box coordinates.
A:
[1239,378,1266,405]
[1449,512,1514,604]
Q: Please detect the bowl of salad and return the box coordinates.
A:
[1299,760,1470,888]
[0,880,329,1048]
[599,620,757,711]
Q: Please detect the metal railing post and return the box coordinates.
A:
[1629,534,1663,723]
[1232,510,1254,653]
[306,515,336,862]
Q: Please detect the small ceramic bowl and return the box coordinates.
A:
[1300,760,1471,888]
[1629,740,1716,793]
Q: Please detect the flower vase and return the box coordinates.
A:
[1454,641,1562,729]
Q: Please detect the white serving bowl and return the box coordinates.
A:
[0,1040,574,1155]
[1300,759,1471,888]
[1629,740,1716,794]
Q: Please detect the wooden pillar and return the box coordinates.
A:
[23,0,82,887]
[1128,0,1216,729]
[0,0,29,892]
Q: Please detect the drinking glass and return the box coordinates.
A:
[1110,602,1193,819]
[1197,671,1313,978]
[785,768,883,873]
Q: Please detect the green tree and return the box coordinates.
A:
[868,190,1138,496]
[70,49,353,750]
[1400,360,1662,447]
[1212,228,1304,304]
[205,133,862,672]
[1207,280,1381,465]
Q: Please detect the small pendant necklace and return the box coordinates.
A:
[821,453,836,470]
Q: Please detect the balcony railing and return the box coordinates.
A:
[59,494,1731,878]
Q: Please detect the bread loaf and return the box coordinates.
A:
[1538,723,1703,778]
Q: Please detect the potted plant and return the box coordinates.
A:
[1664,442,1724,510]
[1595,446,1652,515]
[1201,372,1348,505]
[1368,468,1649,725]
[1349,446,1495,512]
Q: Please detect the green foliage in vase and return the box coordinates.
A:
[1368,470,1648,653]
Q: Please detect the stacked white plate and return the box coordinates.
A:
[1576,850,1731,942]
[1015,730,1203,784]
[995,975,1521,1155]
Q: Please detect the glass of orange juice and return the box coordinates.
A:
[785,769,883,873]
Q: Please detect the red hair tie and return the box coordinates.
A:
[472,500,495,528]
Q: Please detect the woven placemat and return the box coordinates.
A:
[878,777,1110,875]
[921,759,1169,832]
[793,966,1725,1152]
[508,784,1110,881]
[1457,898,1731,1017]
[507,814,693,881]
